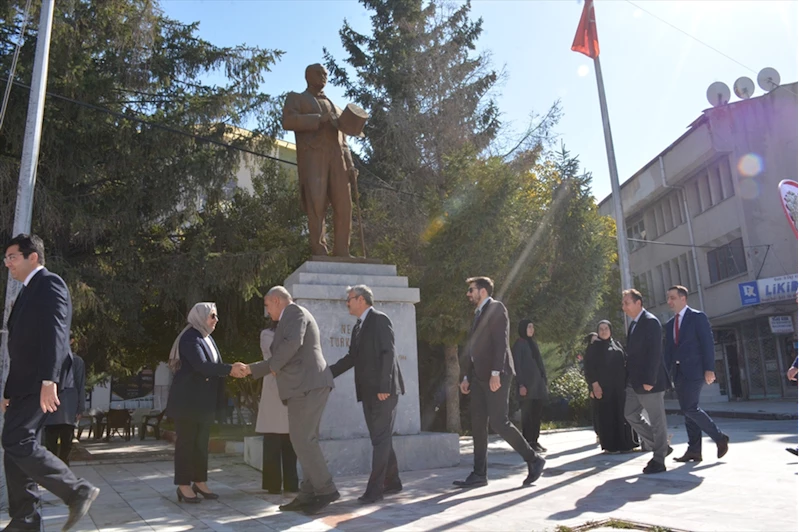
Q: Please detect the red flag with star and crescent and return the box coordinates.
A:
[572,0,600,59]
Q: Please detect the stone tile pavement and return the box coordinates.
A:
[3,415,797,531]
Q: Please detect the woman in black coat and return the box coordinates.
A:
[584,320,637,453]
[512,319,548,453]
[166,302,247,503]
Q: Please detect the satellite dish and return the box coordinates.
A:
[733,77,755,99]
[757,67,781,92]
[706,82,731,107]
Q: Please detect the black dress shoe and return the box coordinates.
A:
[303,491,341,515]
[357,493,384,504]
[383,483,403,495]
[176,487,201,504]
[717,434,730,459]
[279,497,309,512]
[2,517,41,532]
[63,486,100,531]
[192,484,219,500]
[523,457,546,486]
[674,451,703,463]
[643,460,666,474]
[532,443,548,453]
[452,473,488,488]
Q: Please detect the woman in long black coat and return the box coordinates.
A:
[584,320,637,453]
[512,319,548,453]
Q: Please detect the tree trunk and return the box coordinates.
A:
[444,344,462,433]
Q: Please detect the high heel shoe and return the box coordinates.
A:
[192,483,220,500]
[176,487,201,504]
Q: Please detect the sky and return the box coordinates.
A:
[158,0,799,202]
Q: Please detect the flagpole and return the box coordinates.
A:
[592,56,633,294]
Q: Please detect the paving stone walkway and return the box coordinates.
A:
[2,415,796,531]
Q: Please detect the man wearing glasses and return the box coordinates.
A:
[2,234,99,530]
[330,285,405,504]
[455,276,546,489]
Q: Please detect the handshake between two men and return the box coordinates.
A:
[230,362,253,379]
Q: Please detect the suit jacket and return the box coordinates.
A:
[664,307,715,381]
[461,298,515,381]
[329,308,405,402]
[250,303,334,401]
[45,354,86,426]
[5,268,72,399]
[625,310,669,394]
[165,328,231,422]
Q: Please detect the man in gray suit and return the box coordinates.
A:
[247,286,338,515]
[330,285,404,505]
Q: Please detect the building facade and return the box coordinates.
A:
[599,83,798,401]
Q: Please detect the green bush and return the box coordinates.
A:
[548,365,590,423]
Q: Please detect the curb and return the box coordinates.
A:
[665,408,797,420]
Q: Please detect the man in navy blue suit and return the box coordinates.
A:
[2,234,99,531]
[664,285,729,463]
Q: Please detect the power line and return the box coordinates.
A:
[0,76,418,199]
[625,0,797,97]
[0,0,34,133]
[626,237,769,250]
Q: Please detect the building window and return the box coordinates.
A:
[707,238,747,284]
[627,219,647,252]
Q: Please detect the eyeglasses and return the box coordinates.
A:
[346,296,360,302]
[210,313,218,320]
[3,253,23,264]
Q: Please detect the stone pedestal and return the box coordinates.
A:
[243,260,460,477]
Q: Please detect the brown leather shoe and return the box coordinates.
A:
[674,451,703,463]
[717,434,730,459]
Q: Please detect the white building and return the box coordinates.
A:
[599,83,798,400]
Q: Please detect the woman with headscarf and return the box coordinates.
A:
[166,302,248,503]
[255,325,298,494]
[512,319,548,453]
[584,320,637,453]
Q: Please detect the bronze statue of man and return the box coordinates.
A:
[282,64,360,257]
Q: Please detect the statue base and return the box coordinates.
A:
[242,259,460,476]
[309,254,383,264]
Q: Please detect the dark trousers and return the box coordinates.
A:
[362,394,401,498]
[520,399,544,445]
[3,394,90,527]
[471,374,538,478]
[594,387,637,452]
[675,373,725,454]
[261,433,298,493]
[44,424,75,466]
[173,418,211,485]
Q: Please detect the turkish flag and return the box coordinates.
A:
[572,0,600,59]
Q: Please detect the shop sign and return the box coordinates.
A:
[739,274,798,306]
[769,316,795,334]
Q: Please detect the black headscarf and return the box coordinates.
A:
[596,320,613,339]
[518,319,535,352]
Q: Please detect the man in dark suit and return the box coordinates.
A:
[44,339,86,466]
[621,288,671,474]
[282,63,358,257]
[664,285,729,463]
[2,234,99,531]
[330,284,405,504]
[248,286,338,516]
[455,277,545,488]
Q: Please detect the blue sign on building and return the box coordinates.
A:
[739,281,760,306]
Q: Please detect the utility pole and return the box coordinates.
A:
[0,0,56,509]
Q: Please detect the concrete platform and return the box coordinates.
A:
[244,432,460,477]
[7,415,796,531]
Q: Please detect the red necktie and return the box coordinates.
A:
[674,314,680,344]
